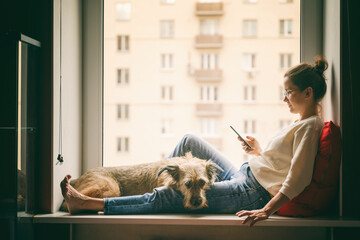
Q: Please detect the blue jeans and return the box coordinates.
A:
[104,134,271,215]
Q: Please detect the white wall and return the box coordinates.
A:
[322,0,340,124]
[53,0,83,212]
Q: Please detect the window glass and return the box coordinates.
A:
[280,53,292,69]
[117,69,129,84]
[280,19,293,36]
[201,53,218,69]
[200,20,219,35]
[104,0,300,167]
[199,0,221,2]
[161,0,175,4]
[161,54,174,70]
[242,53,256,71]
[117,35,129,51]
[160,20,174,38]
[116,3,131,20]
[243,20,257,37]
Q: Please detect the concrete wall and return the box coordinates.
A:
[52,0,83,212]
[322,0,340,125]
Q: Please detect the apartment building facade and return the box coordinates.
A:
[103,0,300,167]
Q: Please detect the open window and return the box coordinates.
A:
[55,0,337,216]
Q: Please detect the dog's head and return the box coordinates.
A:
[158,152,223,210]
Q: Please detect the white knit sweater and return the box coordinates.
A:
[248,115,324,200]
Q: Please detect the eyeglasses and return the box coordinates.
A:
[283,89,296,98]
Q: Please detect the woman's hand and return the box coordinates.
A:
[238,136,262,156]
[235,208,269,227]
[236,192,290,227]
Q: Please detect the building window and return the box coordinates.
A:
[161,54,174,70]
[161,119,173,137]
[160,20,174,38]
[117,137,129,152]
[242,53,256,72]
[280,19,293,36]
[244,120,256,134]
[243,20,257,37]
[161,86,173,102]
[244,86,256,102]
[117,104,129,120]
[117,35,130,51]
[279,86,284,101]
[200,85,218,102]
[243,0,258,3]
[161,0,175,4]
[200,118,219,137]
[117,69,129,84]
[161,153,167,160]
[116,3,131,20]
[200,19,219,36]
[279,119,293,129]
[201,53,219,70]
[199,0,221,2]
[280,53,292,69]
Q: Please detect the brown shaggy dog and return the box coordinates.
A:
[60,152,222,211]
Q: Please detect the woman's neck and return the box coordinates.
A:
[299,106,318,120]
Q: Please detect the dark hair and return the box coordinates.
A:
[284,56,328,103]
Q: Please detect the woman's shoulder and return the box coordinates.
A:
[295,115,324,132]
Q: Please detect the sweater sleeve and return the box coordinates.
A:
[279,123,321,200]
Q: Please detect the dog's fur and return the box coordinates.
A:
[60,152,222,211]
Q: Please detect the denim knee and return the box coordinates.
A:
[182,133,200,148]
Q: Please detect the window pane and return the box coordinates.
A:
[200,20,219,35]
[116,3,131,20]
[161,0,175,4]
[243,20,257,37]
[104,0,300,167]
[160,20,174,38]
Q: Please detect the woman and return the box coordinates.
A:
[61,56,328,226]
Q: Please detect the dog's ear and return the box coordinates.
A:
[158,165,180,181]
[205,160,223,183]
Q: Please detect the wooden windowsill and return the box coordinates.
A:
[30,211,360,227]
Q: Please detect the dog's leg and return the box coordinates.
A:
[76,175,120,198]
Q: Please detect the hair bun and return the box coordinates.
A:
[314,56,328,74]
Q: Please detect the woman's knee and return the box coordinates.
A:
[182,133,200,147]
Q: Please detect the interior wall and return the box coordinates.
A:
[73,224,328,240]
[52,0,83,212]
[322,0,340,124]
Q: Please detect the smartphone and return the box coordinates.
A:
[230,126,252,149]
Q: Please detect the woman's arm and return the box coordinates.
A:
[235,191,290,227]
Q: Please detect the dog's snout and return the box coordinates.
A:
[190,197,203,207]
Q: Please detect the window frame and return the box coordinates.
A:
[83,0,327,204]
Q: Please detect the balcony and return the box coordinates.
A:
[196,103,223,116]
[203,137,223,150]
[195,35,223,48]
[194,69,223,82]
[196,2,224,16]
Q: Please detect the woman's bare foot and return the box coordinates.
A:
[60,174,104,214]
[60,175,89,214]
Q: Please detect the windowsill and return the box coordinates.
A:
[32,212,360,227]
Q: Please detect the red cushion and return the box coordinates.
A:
[276,121,342,217]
